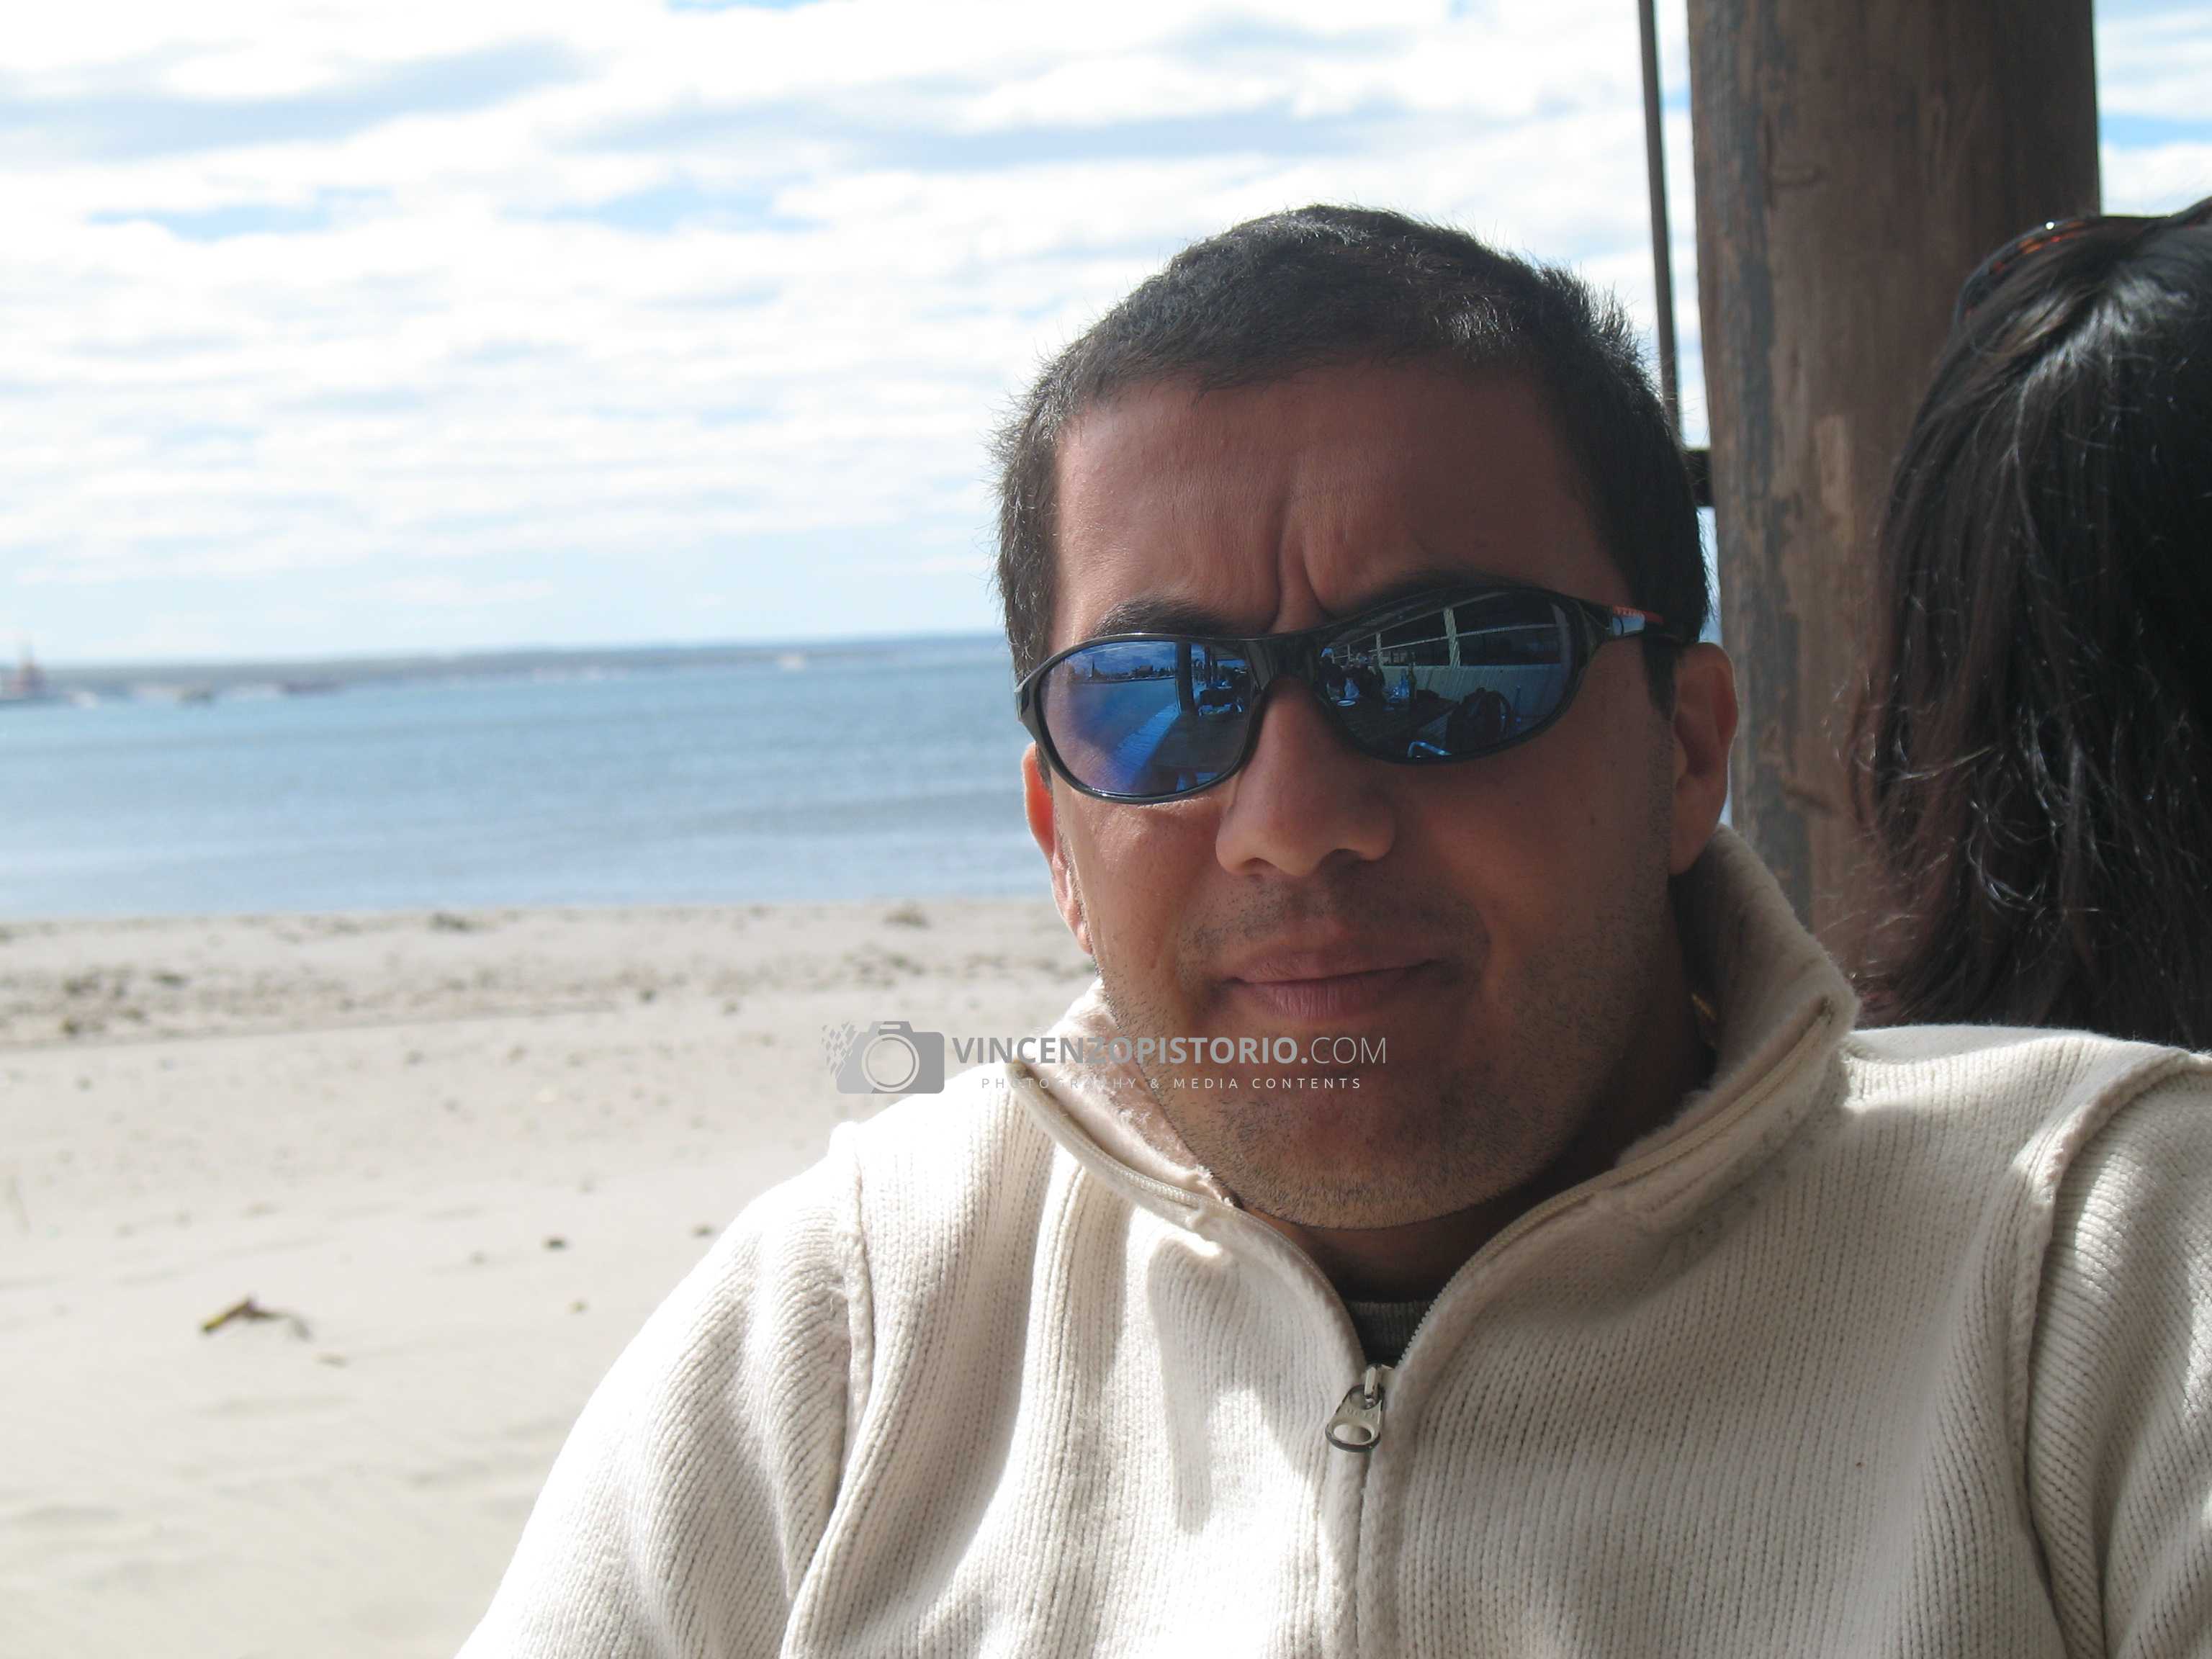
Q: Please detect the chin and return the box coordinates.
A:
[1226,1154,1512,1232]
[1176,1066,1567,1228]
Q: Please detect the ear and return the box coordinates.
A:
[1022,744,1093,957]
[1665,643,1739,875]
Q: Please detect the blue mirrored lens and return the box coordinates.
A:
[1320,590,1575,760]
[1041,640,1256,797]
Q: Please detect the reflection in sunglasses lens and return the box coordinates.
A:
[1043,641,1254,798]
[1042,592,1583,797]
[1324,593,1574,762]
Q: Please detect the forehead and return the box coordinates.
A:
[1048,361,1619,647]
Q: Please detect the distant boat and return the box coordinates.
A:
[0,642,59,709]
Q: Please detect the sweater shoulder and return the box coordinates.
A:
[833,1063,1066,1276]
[1832,1027,2212,1447]
[656,1064,1060,1375]
[837,1061,1048,1178]
[1837,1022,2212,1159]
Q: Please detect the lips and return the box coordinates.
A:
[1226,945,1432,983]
[1220,946,1440,1022]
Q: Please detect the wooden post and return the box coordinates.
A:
[1685,0,2099,951]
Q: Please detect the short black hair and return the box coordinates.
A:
[992,204,1707,701]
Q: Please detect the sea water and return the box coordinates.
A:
[0,636,1047,917]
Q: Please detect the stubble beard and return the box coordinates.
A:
[1099,885,1666,1229]
[1073,783,1678,1231]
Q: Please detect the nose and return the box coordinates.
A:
[1213,680,1396,878]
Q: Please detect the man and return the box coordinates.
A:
[462,207,2212,1655]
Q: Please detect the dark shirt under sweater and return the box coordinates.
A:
[1346,1298,1430,1367]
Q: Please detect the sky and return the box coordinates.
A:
[2,1,2208,665]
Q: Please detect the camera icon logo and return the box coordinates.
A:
[833,1020,947,1095]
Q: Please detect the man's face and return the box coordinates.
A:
[1025,361,1704,1231]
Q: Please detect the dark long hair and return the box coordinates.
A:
[1853,215,2212,1046]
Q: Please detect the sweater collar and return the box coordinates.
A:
[1010,825,1854,1223]
[1604,825,1855,1221]
[1018,980,1236,1208]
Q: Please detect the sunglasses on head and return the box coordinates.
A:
[1952,192,2212,328]
[1015,580,1694,804]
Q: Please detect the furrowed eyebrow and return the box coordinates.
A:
[1084,594,1241,638]
[1079,565,1509,644]
[1331,566,1509,625]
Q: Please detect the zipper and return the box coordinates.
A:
[1324,1364,1393,1451]
[1311,999,1839,1453]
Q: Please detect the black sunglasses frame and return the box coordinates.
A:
[1015,580,1694,804]
[1952,192,2212,328]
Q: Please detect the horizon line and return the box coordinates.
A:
[19,624,1010,679]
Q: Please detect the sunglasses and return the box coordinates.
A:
[1952,192,2212,327]
[1016,581,1693,803]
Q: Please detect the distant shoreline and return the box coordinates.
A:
[21,630,1008,701]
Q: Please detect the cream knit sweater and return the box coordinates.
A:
[459,830,2212,1656]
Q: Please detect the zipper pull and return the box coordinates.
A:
[1324,1364,1392,1452]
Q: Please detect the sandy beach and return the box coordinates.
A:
[0,896,1092,1659]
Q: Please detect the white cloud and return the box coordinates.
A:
[0,0,2203,660]
[2103,142,2212,212]
[2098,4,2212,123]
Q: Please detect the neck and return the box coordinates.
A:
[1259,906,1710,1304]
